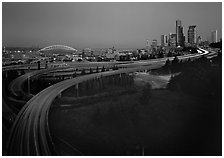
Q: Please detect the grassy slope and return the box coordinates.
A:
[49,86,221,156]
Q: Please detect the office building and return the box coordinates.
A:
[151,39,157,49]
[161,35,168,47]
[188,25,197,44]
[176,20,185,47]
[146,39,150,51]
[197,36,202,45]
[168,33,176,47]
[211,30,218,43]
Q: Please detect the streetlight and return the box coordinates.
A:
[28,75,30,95]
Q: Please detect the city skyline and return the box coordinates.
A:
[3,2,222,49]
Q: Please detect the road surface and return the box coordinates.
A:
[5,48,210,155]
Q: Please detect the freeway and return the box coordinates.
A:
[9,64,119,99]
[2,60,131,71]
[117,50,209,68]
[206,50,219,59]
[5,66,153,155]
[3,48,208,72]
[8,66,73,98]
[6,48,209,155]
[2,63,46,71]
[6,47,210,99]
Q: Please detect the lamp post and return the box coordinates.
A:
[28,75,30,95]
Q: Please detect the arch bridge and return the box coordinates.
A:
[39,45,77,52]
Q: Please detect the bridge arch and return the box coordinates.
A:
[39,45,77,52]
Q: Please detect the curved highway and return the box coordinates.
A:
[2,63,46,71]
[8,49,209,99]
[8,66,73,98]
[6,49,209,155]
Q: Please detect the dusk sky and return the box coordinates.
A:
[2,2,222,49]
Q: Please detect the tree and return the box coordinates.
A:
[167,51,173,57]
[37,61,40,70]
[96,66,99,73]
[157,52,164,58]
[149,54,156,59]
[45,61,48,69]
[172,56,179,65]
[101,66,105,72]
[20,69,25,75]
[113,65,118,70]
[81,69,86,75]
[89,68,93,74]
[164,59,171,69]
[167,56,218,97]
[171,56,180,73]
[166,58,171,66]
[73,72,77,78]
[209,41,222,49]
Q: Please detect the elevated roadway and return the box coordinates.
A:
[2,63,46,71]
[6,48,209,155]
[6,65,161,155]
[8,67,73,98]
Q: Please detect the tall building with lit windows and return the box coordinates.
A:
[151,39,157,49]
[146,39,150,51]
[188,25,197,44]
[168,33,176,47]
[211,30,218,43]
[176,20,185,47]
[197,36,202,46]
[161,35,168,47]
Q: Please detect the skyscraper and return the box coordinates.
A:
[188,25,197,44]
[176,20,185,47]
[146,39,150,50]
[151,39,157,49]
[161,35,168,47]
[168,33,176,47]
[197,36,202,45]
[211,30,218,43]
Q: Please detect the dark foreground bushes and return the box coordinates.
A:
[167,55,221,98]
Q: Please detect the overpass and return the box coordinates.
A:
[5,65,160,155]
[5,48,210,155]
[8,66,73,98]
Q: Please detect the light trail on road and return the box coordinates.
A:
[5,48,209,155]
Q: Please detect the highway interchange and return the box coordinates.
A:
[4,48,211,155]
